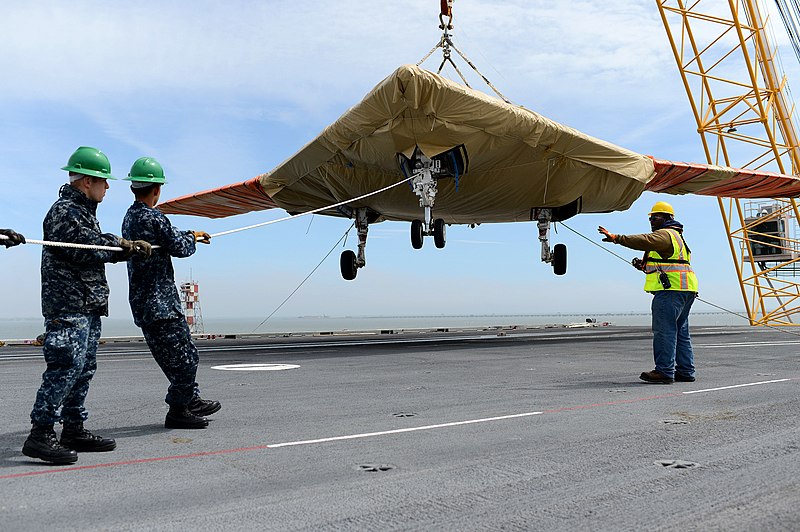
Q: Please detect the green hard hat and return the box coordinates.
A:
[125,157,167,184]
[61,146,116,180]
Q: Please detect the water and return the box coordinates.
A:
[0,312,746,341]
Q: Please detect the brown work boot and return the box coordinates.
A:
[22,423,78,464]
[60,422,116,452]
[639,370,674,384]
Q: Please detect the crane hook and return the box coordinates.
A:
[439,0,453,30]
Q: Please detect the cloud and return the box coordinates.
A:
[0,1,680,113]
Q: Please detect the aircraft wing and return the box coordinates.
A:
[159,64,800,221]
[158,177,277,218]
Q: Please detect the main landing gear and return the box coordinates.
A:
[340,207,372,281]
[534,208,567,276]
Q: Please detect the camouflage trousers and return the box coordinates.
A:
[141,318,199,407]
[30,313,102,425]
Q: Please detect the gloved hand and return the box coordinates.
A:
[0,228,26,248]
[631,257,644,270]
[117,238,152,260]
[193,231,211,244]
[597,226,616,243]
[117,238,136,261]
[131,240,152,258]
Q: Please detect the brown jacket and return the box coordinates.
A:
[614,229,675,257]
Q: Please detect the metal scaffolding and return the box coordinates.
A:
[657,0,800,325]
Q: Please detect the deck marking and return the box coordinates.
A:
[266,411,544,448]
[1,378,794,481]
[681,378,791,394]
[210,363,300,371]
[0,411,542,480]
[697,341,800,349]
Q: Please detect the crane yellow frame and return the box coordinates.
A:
[657,0,800,325]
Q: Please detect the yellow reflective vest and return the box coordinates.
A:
[643,228,698,293]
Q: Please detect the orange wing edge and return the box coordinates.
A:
[647,157,800,198]
[158,177,278,219]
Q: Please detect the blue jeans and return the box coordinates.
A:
[651,291,696,378]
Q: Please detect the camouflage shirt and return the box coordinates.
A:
[122,201,196,327]
[41,184,121,318]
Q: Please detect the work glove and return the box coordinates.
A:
[0,228,26,248]
[131,240,152,258]
[631,257,644,271]
[116,238,136,261]
[193,231,211,244]
[116,238,152,261]
[117,238,136,261]
[597,226,616,243]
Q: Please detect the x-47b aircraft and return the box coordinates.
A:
[159,65,800,280]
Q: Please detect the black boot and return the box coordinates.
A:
[188,397,221,417]
[22,423,78,464]
[60,422,116,452]
[165,406,208,429]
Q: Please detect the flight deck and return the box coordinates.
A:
[1,325,798,531]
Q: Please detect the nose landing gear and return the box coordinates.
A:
[399,145,466,251]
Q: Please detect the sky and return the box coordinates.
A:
[1,0,796,324]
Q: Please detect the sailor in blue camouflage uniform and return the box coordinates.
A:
[22,147,152,465]
[121,156,220,429]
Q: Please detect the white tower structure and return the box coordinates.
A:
[179,278,205,334]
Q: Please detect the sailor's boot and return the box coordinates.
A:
[165,406,208,429]
[188,396,222,417]
[60,422,117,452]
[22,423,78,464]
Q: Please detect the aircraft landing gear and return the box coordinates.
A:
[411,219,424,249]
[433,218,446,249]
[340,208,370,280]
[407,151,446,250]
[399,145,466,251]
[534,208,567,275]
[410,217,446,249]
[340,249,357,280]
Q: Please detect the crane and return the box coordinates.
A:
[657,0,800,325]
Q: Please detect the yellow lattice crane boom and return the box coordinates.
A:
[657,0,800,325]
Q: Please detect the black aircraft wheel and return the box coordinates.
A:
[340,250,357,281]
[411,219,424,249]
[553,243,567,276]
[433,218,446,249]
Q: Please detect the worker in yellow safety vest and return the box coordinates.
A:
[598,201,698,384]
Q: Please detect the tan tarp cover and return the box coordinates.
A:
[160,64,800,220]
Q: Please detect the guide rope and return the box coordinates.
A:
[0,175,413,251]
[252,223,355,332]
[560,221,800,338]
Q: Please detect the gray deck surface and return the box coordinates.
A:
[1,325,798,531]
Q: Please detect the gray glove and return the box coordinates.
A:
[0,228,25,248]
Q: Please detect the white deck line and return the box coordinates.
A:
[682,378,792,394]
[267,412,544,448]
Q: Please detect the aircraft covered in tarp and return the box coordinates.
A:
[159,64,800,279]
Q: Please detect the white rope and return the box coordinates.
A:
[208,175,413,238]
[0,235,123,251]
[1,175,414,250]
